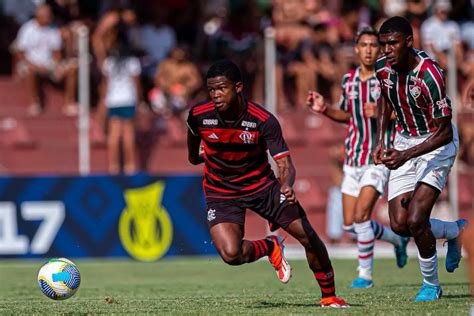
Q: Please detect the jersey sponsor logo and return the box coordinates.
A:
[208,133,219,140]
[383,78,394,88]
[239,131,255,144]
[241,120,257,128]
[207,208,216,221]
[348,91,358,99]
[436,98,449,109]
[370,85,381,100]
[409,85,421,99]
[203,119,218,126]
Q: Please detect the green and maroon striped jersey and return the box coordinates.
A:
[375,49,452,137]
[339,67,395,167]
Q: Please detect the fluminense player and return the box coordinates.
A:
[187,60,348,308]
[373,16,467,302]
[307,26,409,289]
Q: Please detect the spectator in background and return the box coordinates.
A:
[420,0,463,70]
[302,22,338,106]
[91,4,139,69]
[149,45,202,119]
[14,3,78,116]
[102,28,141,175]
[138,9,176,83]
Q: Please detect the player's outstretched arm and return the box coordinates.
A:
[372,98,392,165]
[275,156,297,204]
[381,116,453,169]
[306,91,350,123]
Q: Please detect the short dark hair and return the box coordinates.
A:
[355,26,378,43]
[379,16,413,37]
[206,60,242,83]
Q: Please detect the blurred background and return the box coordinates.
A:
[0,0,472,261]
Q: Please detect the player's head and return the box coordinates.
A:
[206,60,243,113]
[354,26,380,68]
[378,16,413,68]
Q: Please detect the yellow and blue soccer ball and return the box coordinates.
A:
[37,258,81,300]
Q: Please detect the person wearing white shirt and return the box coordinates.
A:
[15,4,78,116]
[102,32,142,175]
[420,0,463,70]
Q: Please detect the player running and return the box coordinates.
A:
[373,16,467,302]
[187,60,348,308]
[307,26,409,289]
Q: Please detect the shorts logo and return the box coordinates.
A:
[409,85,421,99]
[279,194,286,204]
[207,208,216,221]
[203,119,218,126]
[431,169,442,181]
[239,131,255,144]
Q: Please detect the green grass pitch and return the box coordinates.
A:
[0,257,470,315]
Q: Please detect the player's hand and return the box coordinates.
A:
[371,142,385,165]
[364,102,378,118]
[381,149,409,170]
[306,91,327,113]
[280,184,297,204]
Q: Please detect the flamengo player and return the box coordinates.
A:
[373,16,467,302]
[307,26,409,289]
[187,60,348,308]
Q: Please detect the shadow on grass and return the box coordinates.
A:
[442,294,471,299]
[251,301,364,308]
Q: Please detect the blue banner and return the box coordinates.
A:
[0,174,217,261]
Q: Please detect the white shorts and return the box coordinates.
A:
[388,126,459,201]
[341,164,390,197]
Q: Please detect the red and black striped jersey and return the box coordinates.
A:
[187,100,289,199]
[375,49,452,137]
[338,67,395,167]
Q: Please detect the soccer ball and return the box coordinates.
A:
[37,258,81,300]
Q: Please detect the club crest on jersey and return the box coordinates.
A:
[370,85,381,100]
[409,85,421,99]
[239,131,255,144]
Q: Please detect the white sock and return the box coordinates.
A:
[470,304,474,316]
[371,220,401,247]
[430,218,459,240]
[354,220,374,280]
[418,252,440,286]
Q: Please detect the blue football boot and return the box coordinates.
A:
[446,219,468,273]
[414,283,442,302]
[395,237,410,268]
[351,277,373,289]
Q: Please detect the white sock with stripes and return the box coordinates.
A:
[430,218,459,240]
[371,220,402,247]
[354,220,374,280]
[418,252,440,286]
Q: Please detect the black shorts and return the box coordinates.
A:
[205,181,306,230]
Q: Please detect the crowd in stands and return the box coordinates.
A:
[0,0,473,172]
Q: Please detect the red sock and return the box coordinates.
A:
[314,267,336,298]
[249,239,274,262]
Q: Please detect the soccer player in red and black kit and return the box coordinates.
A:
[373,16,467,302]
[187,60,348,308]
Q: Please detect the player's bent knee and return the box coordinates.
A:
[219,248,243,266]
[406,218,428,236]
[390,221,410,236]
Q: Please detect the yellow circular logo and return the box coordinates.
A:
[119,182,173,262]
